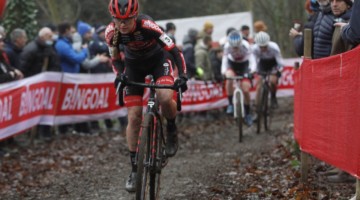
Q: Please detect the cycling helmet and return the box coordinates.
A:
[255,31,270,47]
[228,30,242,47]
[108,0,139,19]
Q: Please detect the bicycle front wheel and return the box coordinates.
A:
[234,91,243,142]
[149,116,164,200]
[136,114,153,200]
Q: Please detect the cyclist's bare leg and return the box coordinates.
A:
[270,74,278,108]
[240,81,251,105]
[240,80,253,125]
[255,77,262,106]
[225,70,236,109]
[156,89,178,156]
[269,75,278,95]
[156,89,176,120]
[125,105,142,191]
[126,106,143,152]
[225,70,235,95]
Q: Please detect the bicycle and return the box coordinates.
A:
[226,74,251,143]
[116,75,182,200]
[256,71,273,134]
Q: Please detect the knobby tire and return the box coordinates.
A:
[256,86,264,134]
[149,117,163,200]
[136,114,153,200]
[235,92,243,142]
[263,87,270,131]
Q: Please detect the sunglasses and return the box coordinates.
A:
[113,17,134,25]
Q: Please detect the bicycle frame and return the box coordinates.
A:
[228,77,246,119]
[256,71,272,133]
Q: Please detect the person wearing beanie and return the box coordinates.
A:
[77,20,92,38]
[198,21,214,41]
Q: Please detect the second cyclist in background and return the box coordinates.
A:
[221,30,256,126]
[252,31,284,109]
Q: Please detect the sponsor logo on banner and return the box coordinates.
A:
[0,95,13,123]
[182,82,225,104]
[61,84,110,111]
[19,86,56,117]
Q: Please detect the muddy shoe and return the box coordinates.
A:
[125,172,137,192]
[226,105,234,115]
[244,114,253,126]
[165,123,178,157]
[327,171,355,183]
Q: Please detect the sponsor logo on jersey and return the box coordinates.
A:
[142,20,163,34]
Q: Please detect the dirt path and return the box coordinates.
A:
[0,97,355,200]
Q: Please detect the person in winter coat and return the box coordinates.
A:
[329,0,353,55]
[55,22,88,73]
[19,27,60,77]
[182,28,198,79]
[0,33,23,83]
[290,0,337,59]
[336,0,360,46]
[5,28,28,69]
[195,35,213,81]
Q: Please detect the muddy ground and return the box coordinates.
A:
[0,97,356,200]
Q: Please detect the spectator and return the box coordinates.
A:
[5,28,28,69]
[0,33,23,156]
[182,28,198,79]
[77,21,109,73]
[55,22,88,73]
[165,22,176,44]
[337,0,360,46]
[254,20,268,34]
[209,44,223,83]
[329,0,353,55]
[18,27,61,141]
[198,21,214,41]
[240,25,253,43]
[55,22,88,135]
[195,35,213,81]
[0,34,23,83]
[19,27,60,77]
[289,0,336,59]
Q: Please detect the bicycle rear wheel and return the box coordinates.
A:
[262,87,270,131]
[256,86,265,134]
[234,92,243,142]
[136,114,153,200]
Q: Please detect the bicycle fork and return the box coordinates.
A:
[233,88,245,119]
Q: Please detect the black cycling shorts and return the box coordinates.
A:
[258,58,277,73]
[123,50,175,106]
[228,59,250,76]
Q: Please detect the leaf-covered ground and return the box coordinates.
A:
[0,97,356,200]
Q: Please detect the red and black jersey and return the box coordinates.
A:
[106,14,187,76]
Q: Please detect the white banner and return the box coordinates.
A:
[156,12,253,44]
